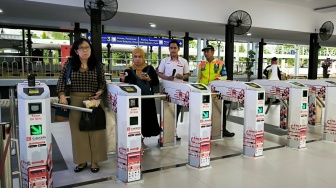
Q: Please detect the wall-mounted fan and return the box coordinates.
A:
[225,10,253,80]
[228,10,252,35]
[84,0,118,21]
[319,21,334,41]
[83,0,118,62]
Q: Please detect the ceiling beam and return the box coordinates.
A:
[314,5,336,13]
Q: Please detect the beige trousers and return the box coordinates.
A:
[69,92,107,164]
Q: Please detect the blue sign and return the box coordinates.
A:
[87,33,183,47]
[139,37,183,47]
[87,34,138,45]
[290,49,295,55]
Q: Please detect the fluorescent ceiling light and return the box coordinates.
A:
[247,33,252,36]
[0,9,3,13]
[149,23,156,28]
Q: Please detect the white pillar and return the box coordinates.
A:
[217,41,221,59]
[247,42,251,54]
[195,38,202,77]
[294,45,300,76]
[197,38,202,62]
[254,43,258,75]
[235,43,240,62]
[203,39,207,49]
[281,58,286,69]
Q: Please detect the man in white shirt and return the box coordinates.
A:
[158,39,190,140]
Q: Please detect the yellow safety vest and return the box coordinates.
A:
[198,59,227,85]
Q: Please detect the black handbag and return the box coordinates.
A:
[53,98,71,121]
[79,105,106,131]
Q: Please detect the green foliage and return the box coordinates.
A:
[245,50,256,81]
[53,50,59,64]
[22,31,40,39]
[50,32,70,40]
[189,55,196,61]
[275,44,295,54]
[111,52,131,65]
[207,41,224,51]
[238,57,246,62]
[285,58,294,67]
[189,40,197,48]
[239,45,246,53]
[41,32,49,39]
[31,32,40,39]
[263,48,271,54]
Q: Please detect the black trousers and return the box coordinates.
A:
[176,105,182,126]
[222,103,227,130]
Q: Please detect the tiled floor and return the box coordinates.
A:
[13,105,335,188]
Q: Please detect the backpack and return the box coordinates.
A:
[129,67,152,95]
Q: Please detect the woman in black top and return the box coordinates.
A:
[120,48,161,150]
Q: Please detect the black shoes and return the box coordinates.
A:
[74,163,99,173]
[74,163,87,173]
[91,165,100,173]
[176,135,181,141]
[223,130,235,137]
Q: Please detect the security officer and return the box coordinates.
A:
[198,45,235,137]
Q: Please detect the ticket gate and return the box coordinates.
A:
[290,79,336,142]
[17,81,53,188]
[209,81,265,158]
[253,80,309,149]
[107,83,142,183]
[160,80,212,168]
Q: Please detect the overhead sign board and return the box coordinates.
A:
[87,33,183,47]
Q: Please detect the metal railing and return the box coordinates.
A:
[51,103,93,113]
[0,55,252,79]
[0,122,12,188]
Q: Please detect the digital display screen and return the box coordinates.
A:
[130,117,138,126]
[129,98,139,108]
[125,87,135,92]
[245,82,261,88]
[258,107,263,114]
[28,103,42,114]
[120,86,137,93]
[202,95,210,103]
[28,88,39,94]
[289,82,305,87]
[258,92,264,100]
[302,103,307,110]
[303,90,308,97]
[30,125,42,135]
[190,84,208,90]
[202,111,210,119]
[325,81,336,85]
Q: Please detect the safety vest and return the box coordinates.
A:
[198,59,227,85]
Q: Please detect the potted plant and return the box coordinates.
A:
[245,50,256,81]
